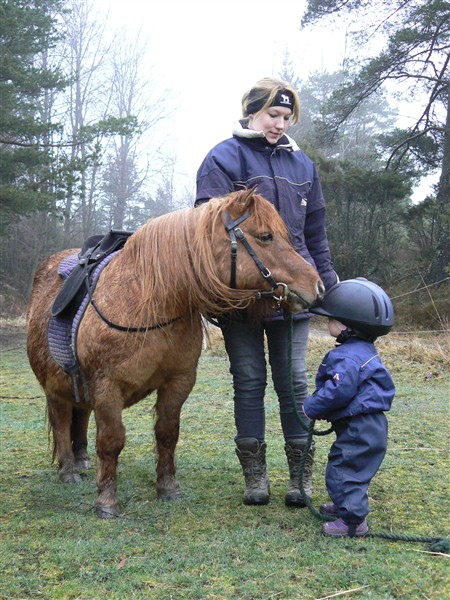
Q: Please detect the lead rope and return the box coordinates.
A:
[287,314,449,553]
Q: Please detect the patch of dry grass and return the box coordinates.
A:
[205,320,449,379]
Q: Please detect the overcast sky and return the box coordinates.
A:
[95,0,348,192]
[93,0,434,201]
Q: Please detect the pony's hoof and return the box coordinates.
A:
[95,504,120,519]
[60,471,82,484]
[75,458,91,470]
[157,488,181,501]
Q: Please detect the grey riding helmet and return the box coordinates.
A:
[310,278,394,337]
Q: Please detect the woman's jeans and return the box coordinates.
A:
[222,317,311,442]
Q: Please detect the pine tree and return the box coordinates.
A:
[302,0,449,282]
[0,0,67,233]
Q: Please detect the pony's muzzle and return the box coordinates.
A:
[310,280,326,307]
[285,291,310,311]
[284,279,325,312]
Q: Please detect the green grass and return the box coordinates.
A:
[1,325,449,599]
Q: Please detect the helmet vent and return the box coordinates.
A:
[372,296,380,319]
[383,299,390,320]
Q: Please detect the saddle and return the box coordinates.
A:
[52,229,133,318]
[48,229,134,403]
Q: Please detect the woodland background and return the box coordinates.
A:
[1,5,448,595]
[1,0,449,331]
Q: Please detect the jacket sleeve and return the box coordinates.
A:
[304,167,337,289]
[303,354,360,420]
[195,153,235,206]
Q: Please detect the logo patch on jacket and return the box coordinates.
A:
[332,373,340,381]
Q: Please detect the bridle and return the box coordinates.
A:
[225,210,289,306]
[90,208,300,332]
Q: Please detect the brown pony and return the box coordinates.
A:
[26,189,323,518]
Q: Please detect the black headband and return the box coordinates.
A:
[246,88,294,115]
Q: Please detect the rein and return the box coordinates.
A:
[82,246,181,333]
[90,298,181,333]
[225,210,288,305]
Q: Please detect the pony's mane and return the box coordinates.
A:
[124,193,290,323]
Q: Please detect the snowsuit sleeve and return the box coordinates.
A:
[303,354,360,420]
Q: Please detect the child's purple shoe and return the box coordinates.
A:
[319,503,339,516]
[322,518,369,537]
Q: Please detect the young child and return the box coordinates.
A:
[304,278,395,537]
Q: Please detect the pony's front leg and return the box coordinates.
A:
[94,399,125,518]
[154,378,194,500]
[47,395,81,484]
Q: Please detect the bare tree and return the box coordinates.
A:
[57,0,114,243]
[101,30,171,230]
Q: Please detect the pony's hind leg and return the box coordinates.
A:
[47,396,81,484]
[72,406,92,470]
[154,379,193,501]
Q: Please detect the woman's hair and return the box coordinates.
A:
[241,77,300,124]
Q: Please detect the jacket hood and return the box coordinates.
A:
[232,120,300,152]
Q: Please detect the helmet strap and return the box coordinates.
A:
[336,326,377,345]
[335,327,354,345]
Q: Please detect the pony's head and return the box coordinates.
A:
[195,188,324,315]
[127,188,323,322]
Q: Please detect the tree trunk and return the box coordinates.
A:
[428,80,450,284]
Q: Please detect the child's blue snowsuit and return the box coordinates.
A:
[303,337,395,524]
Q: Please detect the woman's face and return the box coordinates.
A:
[248,106,292,144]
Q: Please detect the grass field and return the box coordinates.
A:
[1,323,449,599]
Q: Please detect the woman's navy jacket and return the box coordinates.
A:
[195,123,337,290]
[303,337,395,422]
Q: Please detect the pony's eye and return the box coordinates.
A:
[256,233,273,243]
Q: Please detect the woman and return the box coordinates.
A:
[195,77,338,506]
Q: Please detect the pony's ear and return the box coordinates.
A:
[232,186,257,215]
